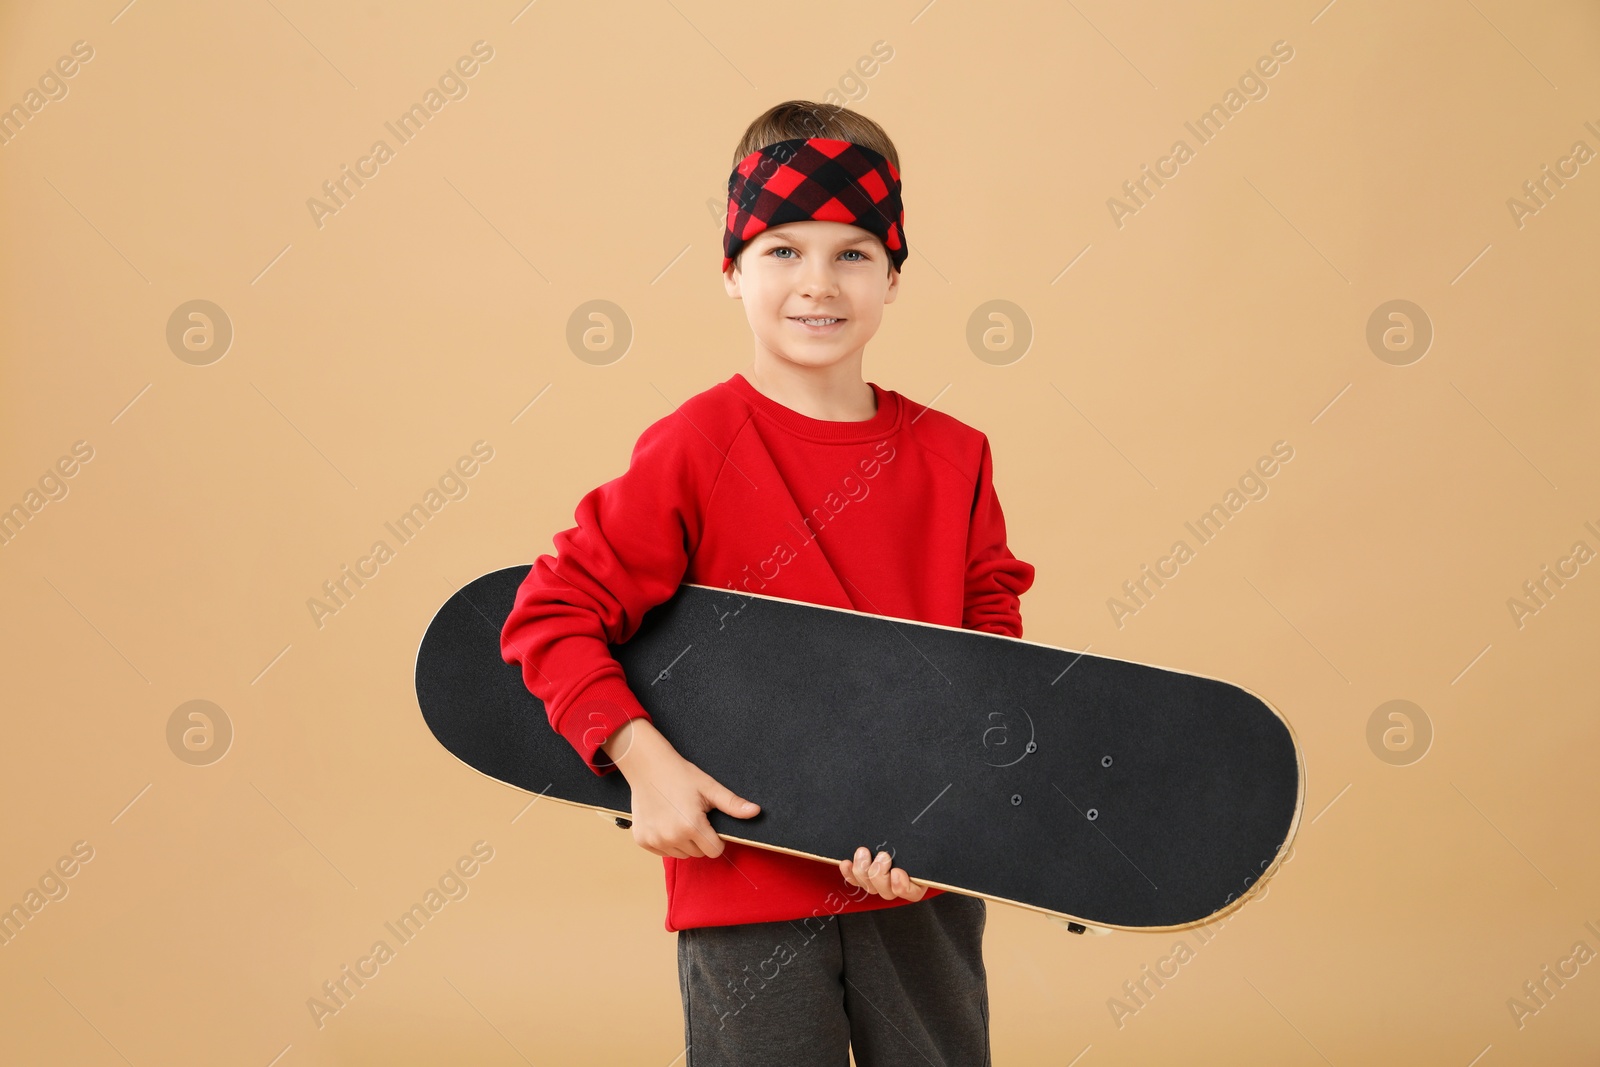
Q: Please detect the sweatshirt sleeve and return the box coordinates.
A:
[500,413,718,775]
[962,434,1036,638]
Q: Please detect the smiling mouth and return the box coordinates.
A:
[790,316,844,326]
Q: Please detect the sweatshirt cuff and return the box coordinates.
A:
[556,674,653,777]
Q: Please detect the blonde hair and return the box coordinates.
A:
[730,100,900,171]
[728,100,902,274]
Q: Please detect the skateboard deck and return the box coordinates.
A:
[415,565,1303,932]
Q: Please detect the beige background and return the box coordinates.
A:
[2,0,1597,1062]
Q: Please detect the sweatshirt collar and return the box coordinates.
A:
[728,373,901,442]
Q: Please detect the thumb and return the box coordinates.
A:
[708,780,760,819]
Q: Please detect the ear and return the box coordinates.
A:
[723,262,743,298]
[883,264,900,304]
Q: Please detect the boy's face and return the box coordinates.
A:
[723,219,900,373]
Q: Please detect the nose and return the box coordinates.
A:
[798,259,840,299]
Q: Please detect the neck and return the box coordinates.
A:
[744,355,876,422]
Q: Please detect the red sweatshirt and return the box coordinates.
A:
[500,371,1035,931]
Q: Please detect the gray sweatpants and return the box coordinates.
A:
[676,891,990,1067]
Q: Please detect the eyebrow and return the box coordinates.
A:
[757,229,877,247]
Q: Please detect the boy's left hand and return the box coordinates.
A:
[840,846,927,901]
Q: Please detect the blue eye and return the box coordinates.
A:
[766,247,869,261]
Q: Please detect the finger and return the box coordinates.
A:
[695,807,734,858]
[677,831,709,859]
[892,868,926,900]
[690,817,724,859]
[645,822,696,859]
[878,853,899,899]
[852,846,872,888]
[870,850,895,899]
[709,781,761,820]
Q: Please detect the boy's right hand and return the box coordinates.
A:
[601,718,760,860]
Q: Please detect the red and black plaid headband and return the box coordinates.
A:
[722,137,907,273]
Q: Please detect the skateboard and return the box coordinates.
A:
[414,565,1303,933]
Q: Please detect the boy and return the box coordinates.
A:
[500,100,1035,1066]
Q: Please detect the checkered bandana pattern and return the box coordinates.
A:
[722,137,907,273]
